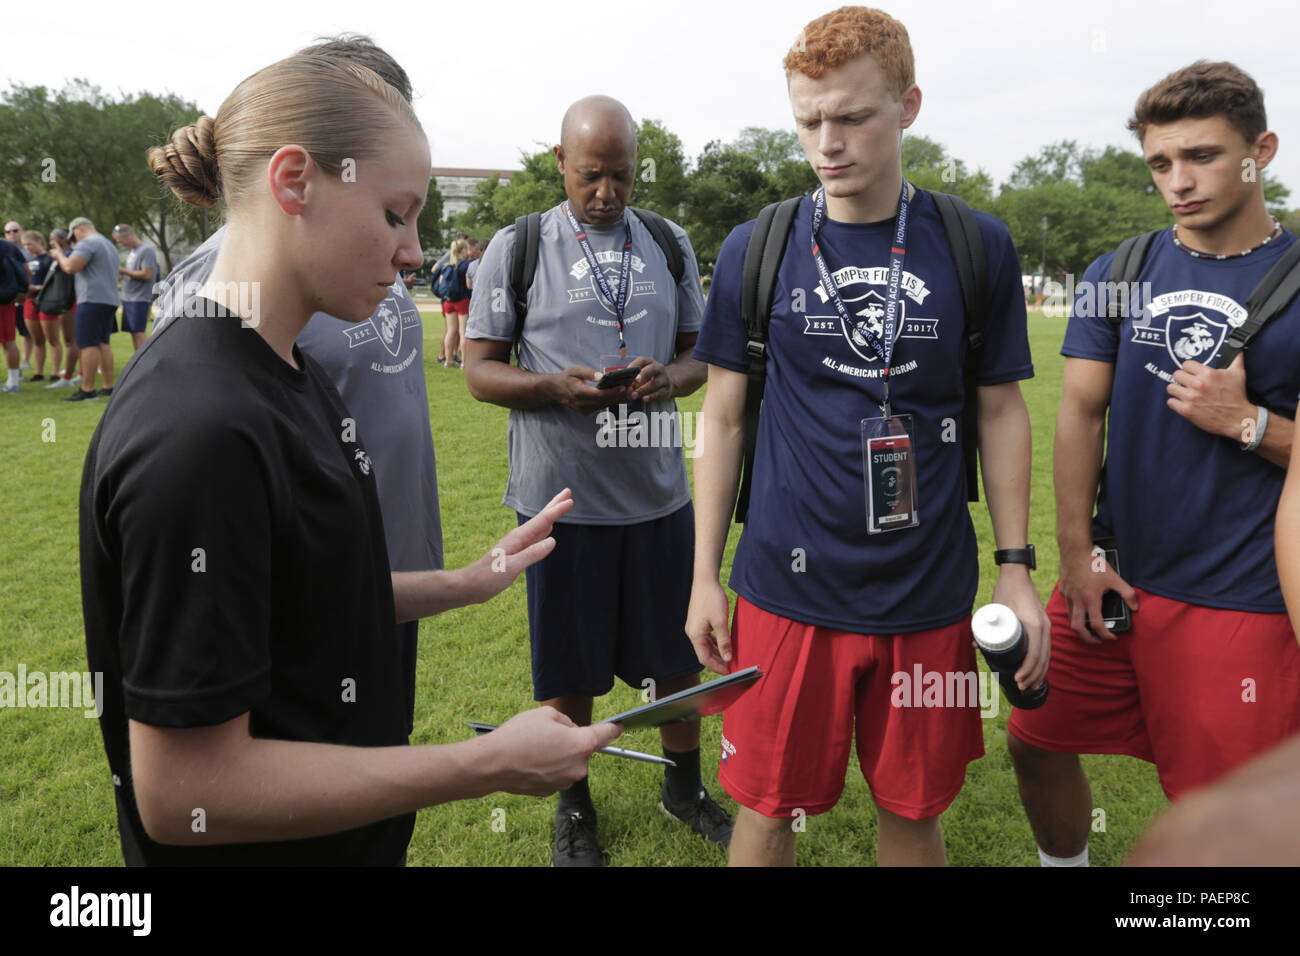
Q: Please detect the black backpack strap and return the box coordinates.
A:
[929,190,988,503]
[734,195,801,524]
[509,212,541,363]
[1106,229,1160,326]
[1215,241,1300,369]
[630,207,685,284]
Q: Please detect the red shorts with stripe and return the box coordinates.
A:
[1008,584,1300,800]
[0,302,15,342]
[718,596,985,821]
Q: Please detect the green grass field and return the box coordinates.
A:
[0,307,1167,866]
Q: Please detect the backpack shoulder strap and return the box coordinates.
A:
[928,190,988,502]
[734,195,801,524]
[1216,240,1300,369]
[630,207,685,284]
[1106,229,1160,326]
[510,212,542,363]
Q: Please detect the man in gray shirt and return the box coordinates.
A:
[113,224,158,351]
[464,95,731,866]
[50,216,119,401]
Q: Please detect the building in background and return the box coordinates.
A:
[431,168,516,219]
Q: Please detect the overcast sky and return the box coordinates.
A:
[12,0,1300,199]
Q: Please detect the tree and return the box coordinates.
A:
[996,141,1172,277]
[631,119,689,219]
[0,81,210,272]
[734,127,805,173]
[415,175,444,268]
[682,140,770,270]
[902,134,995,208]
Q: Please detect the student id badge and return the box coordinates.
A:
[861,414,920,534]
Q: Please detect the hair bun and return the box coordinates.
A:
[148,116,221,207]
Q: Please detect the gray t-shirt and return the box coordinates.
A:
[122,243,158,302]
[70,233,121,305]
[466,204,704,524]
[153,226,444,576]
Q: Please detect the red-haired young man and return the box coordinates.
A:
[688,6,1049,866]
[1008,61,1300,867]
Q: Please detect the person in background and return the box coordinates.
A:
[49,217,118,402]
[440,237,472,368]
[113,224,158,351]
[20,231,60,382]
[44,229,82,390]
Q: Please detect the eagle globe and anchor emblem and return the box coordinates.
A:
[372,295,404,358]
[844,290,904,363]
[1165,312,1228,366]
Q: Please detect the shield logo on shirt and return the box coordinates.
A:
[372,297,403,358]
[1165,312,1227,367]
[839,289,903,364]
[590,265,625,315]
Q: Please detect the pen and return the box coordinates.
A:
[467,722,677,767]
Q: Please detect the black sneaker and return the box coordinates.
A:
[28,374,44,382]
[65,389,98,402]
[100,386,114,396]
[553,808,603,867]
[660,785,734,848]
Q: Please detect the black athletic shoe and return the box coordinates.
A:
[28,374,44,382]
[553,808,603,867]
[65,389,98,402]
[100,386,113,396]
[659,785,734,848]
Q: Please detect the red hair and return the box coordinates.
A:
[784,6,915,97]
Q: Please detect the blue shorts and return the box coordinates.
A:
[74,302,117,348]
[121,300,151,333]
[520,503,702,701]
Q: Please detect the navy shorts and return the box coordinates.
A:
[121,300,151,333]
[520,502,702,701]
[75,302,117,348]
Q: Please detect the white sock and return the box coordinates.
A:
[1038,846,1089,867]
[6,369,18,386]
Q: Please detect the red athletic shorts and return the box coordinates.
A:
[23,300,58,324]
[718,596,985,821]
[0,302,15,342]
[444,297,470,316]
[1008,585,1300,800]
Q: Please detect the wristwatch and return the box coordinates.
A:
[994,544,1036,571]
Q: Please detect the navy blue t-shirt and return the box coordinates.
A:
[28,252,53,289]
[1063,228,1300,613]
[695,191,1033,633]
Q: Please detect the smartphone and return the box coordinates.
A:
[1089,536,1132,634]
[596,365,639,390]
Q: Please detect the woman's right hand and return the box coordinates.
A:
[481,707,623,796]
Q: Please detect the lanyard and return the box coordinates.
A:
[811,180,911,417]
[563,201,633,358]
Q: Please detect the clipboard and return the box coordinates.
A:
[599,666,762,729]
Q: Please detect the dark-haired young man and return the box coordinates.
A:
[688,6,1048,867]
[1008,60,1300,867]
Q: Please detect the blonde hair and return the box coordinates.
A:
[21,230,44,251]
[148,54,423,209]
[449,237,471,265]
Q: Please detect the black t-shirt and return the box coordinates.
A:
[80,300,415,865]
